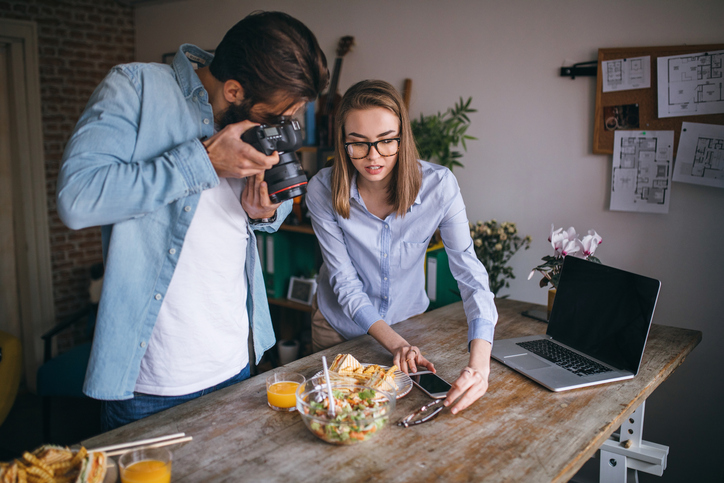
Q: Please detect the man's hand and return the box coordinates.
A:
[242,173,281,220]
[203,121,279,178]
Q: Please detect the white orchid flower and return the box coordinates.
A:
[580,230,603,256]
[549,225,565,253]
[549,225,578,254]
[560,238,581,257]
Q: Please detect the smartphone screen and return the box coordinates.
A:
[411,372,452,397]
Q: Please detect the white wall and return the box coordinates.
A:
[136,1,724,480]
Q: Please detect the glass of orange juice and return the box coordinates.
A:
[266,372,305,411]
[118,447,172,483]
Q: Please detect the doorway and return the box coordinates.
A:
[0,19,55,392]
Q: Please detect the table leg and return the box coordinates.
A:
[599,401,669,482]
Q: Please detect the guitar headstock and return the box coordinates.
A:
[336,36,355,58]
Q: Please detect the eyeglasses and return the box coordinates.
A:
[397,398,445,428]
[344,138,401,159]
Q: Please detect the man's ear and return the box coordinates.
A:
[223,79,245,104]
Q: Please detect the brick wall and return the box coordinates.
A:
[0,0,134,351]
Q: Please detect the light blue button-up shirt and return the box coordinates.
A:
[306,161,497,345]
[57,45,290,400]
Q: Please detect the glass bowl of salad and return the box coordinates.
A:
[296,377,395,445]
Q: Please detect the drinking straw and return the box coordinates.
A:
[321,356,336,417]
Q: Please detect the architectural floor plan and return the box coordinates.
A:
[611,131,674,213]
[657,50,724,118]
[673,122,724,189]
[602,55,650,92]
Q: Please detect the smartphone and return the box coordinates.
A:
[410,371,452,399]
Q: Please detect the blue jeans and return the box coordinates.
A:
[101,364,250,431]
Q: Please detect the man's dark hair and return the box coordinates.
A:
[210,11,329,111]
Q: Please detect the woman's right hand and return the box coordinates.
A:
[368,320,435,374]
[393,345,435,375]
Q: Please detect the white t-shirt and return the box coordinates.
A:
[136,178,250,396]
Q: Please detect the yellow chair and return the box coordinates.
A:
[0,330,22,427]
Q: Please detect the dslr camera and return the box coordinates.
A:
[241,117,307,203]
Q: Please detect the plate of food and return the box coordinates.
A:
[0,444,109,483]
[314,353,413,399]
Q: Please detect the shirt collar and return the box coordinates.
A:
[172,44,214,99]
[349,171,424,213]
[350,172,362,204]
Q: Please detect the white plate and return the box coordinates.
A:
[314,364,412,399]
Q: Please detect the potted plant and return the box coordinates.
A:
[411,97,476,171]
[528,225,603,318]
[470,220,531,297]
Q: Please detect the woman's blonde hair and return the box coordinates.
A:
[331,79,421,219]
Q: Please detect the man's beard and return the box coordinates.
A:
[217,99,254,130]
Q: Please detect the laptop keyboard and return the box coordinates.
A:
[516,339,612,377]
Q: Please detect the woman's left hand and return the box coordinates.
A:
[242,172,281,220]
[443,339,492,414]
[443,365,490,414]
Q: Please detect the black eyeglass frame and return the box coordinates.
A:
[344,137,401,160]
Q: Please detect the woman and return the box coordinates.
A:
[305,80,497,413]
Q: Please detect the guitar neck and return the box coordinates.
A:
[324,57,344,113]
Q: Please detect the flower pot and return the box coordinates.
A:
[547,288,557,320]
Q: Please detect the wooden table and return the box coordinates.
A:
[83,299,701,482]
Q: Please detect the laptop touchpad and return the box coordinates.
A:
[509,355,551,370]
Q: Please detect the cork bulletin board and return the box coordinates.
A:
[593,43,724,154]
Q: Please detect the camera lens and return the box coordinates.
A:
[265,152,307,203]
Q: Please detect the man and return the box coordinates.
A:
[57,11,328,430]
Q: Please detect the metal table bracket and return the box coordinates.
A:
[599,401,669,483]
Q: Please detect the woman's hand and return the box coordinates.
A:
[443,339,492,414]
[392,346,435,375]
[367,320,435,374]
[242,172,281,220]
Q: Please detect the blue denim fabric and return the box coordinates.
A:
[57,44,291,401]
[306,161,497,345]
[101,364,250,431]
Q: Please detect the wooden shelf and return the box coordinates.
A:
[268,297,314,313]
[279,223,315,235]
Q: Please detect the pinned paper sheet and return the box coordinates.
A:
[673,122,724,188]
[657,50,724,118]
[602,56,651,92]
[610,130,674,214]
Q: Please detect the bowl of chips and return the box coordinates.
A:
[296,377,395,445]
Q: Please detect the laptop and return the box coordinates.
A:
[491,256,661,392]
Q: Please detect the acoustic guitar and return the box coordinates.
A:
[317,36,355,147]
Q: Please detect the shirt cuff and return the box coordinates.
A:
[249,211,277,225]
[353,305,383,334]
[174,139,219,192]
[468,317,495,347]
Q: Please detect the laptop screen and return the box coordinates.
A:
[546,256,661,373]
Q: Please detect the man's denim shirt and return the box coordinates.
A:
[57,45,290,400]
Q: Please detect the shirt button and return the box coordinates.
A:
[383,253,388,258]
[383,296,388,299]
[385,224,389,229]
[184,206,191,212]
[140,341,147,348]
[384,277,388,281]
[203,118,210,124]
[169,248,176,255]
[155,293,162,300]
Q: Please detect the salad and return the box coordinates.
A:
[301,387,392,444]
